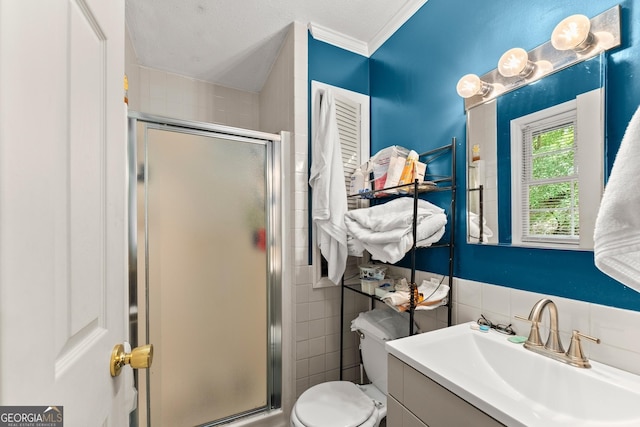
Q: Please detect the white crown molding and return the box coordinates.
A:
[308,1,428,58]
[368,0,429,55]
[308,22,370,57]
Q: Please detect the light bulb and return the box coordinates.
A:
[456,74,491,99]
[497,48,535,78]
[551,14,594,52]
[529,60,554,80]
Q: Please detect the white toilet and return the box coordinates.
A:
[291,308,412,427]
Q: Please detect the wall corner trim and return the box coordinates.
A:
[308,22,370,57]
[308,0,428,57]
[368,0,428,55]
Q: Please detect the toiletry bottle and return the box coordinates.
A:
[350,167,365,195]
[472,144,480,162]
[398,150,418,188]
[124,74,129,105]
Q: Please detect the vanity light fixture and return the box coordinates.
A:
[456,74,492,99]
[497,48,536,78]
[551,14,594,52]
[456,5,620,110]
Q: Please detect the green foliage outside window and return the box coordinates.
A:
[527,125,578,238]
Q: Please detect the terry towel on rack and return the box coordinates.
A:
[594,105,640,293]
[309,89,348,285]
[468,212,494,243]
[381,279,449,312]
[344,198,447,264]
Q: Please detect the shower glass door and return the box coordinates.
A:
[131,118,281,427]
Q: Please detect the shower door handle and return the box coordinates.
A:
[110,343,154,377]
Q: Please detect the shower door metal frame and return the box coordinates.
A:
[127,112,283,426]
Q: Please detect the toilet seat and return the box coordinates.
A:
[292,381,379,427]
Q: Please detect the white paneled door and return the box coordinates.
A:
[0,0,128,426]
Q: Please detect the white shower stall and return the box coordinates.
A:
[128,113,284,426]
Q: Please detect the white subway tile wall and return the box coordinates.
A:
[135,66,260,128]
[126,30,259,128]
[255,21,362,399]
[454,277,640,376]
[264,23,374,399]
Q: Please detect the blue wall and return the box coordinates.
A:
[308,0,640,311]
[370,0,640,311]
[308,33,370,95]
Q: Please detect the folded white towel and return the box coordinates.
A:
[381,279,449,311]
[346,197,444,232]
[415,279,450,310]
[468,212,494,243]
[594,105,640,293]
[381,290,411,307]
[344,198,447,263]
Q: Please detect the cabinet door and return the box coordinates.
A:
[402,364,504,427]
[387,394,404,426]
[388,395,428,427]
[388,354,405,400]
[389,355,504,427]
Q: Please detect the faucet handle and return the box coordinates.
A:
[514,314,543,347]
[566,330,601,368]
[575,331,600,344]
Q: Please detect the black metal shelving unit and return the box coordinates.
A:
[468,184,484,243]
[339,138,457,380]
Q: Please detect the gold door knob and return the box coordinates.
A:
[110,344,154,377]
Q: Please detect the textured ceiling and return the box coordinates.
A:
[125,0,425,92]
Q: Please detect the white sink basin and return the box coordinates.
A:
[386,322,640,427]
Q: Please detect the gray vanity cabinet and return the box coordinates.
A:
[387,355,504,427]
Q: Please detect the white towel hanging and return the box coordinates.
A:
[309,89,348,285]
[594,105,640,293]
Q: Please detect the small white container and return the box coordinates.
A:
[359,265,387,280]
[361,279,380,295]
[375,283,393,298]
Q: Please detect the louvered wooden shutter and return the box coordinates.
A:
[335,96,362,210]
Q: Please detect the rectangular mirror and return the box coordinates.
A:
[467,53,606,248]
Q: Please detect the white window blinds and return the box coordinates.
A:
[519,109,579,245]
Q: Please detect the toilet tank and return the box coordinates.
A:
[350,309,412,394]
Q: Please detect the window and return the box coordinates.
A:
[311,81,370,287]
[521,110,579,244]
[511,89,604,249]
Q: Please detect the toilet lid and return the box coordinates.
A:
[294,381,375,427]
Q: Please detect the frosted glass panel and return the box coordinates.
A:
[146,128,267,426]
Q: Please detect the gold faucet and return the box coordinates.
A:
[516,298,600,368]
